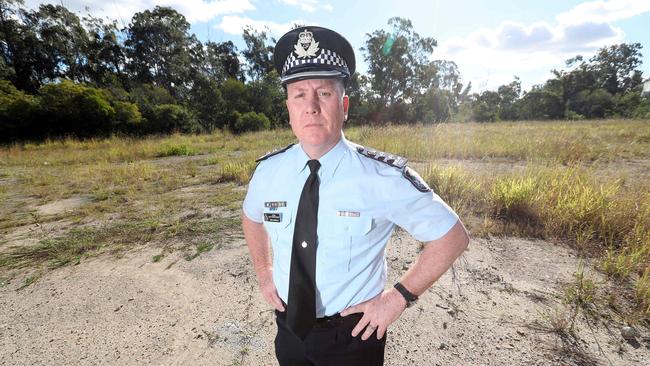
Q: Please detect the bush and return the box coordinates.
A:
[0,80,39,141]
[232,111,270,134]
[569,88,614,119]
[112,101,143,133]
[149,104,201,134]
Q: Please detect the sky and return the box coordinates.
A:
[25,0,650,92]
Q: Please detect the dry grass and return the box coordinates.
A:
[1,119,649,316]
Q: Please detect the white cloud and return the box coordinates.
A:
[556,0,650,25]
[217,15,309,36]
[25,0,254,23]
[435,0,643,91]
[278,0,332,13]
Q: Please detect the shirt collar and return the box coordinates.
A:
[294,136,348,182]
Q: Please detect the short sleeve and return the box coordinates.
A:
[242,165,264,223]
[386,171,459,242]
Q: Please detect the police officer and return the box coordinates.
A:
[242,26,469,366]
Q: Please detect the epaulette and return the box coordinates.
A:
[354,144,431,193]
[354,145,408,169]
[255,143,295,162]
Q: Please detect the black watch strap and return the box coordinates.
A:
[394,282,418,307]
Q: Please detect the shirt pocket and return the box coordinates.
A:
[262,209,293,243]
[329,215,373,237]
[319,213,373,272]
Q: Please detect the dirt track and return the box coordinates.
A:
[1,228,648,366]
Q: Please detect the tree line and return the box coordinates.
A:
[1,1,648,141]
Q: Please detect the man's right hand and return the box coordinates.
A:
[258,272,285,312]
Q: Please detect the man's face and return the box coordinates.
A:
[286,78,349,152]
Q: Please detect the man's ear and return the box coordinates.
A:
[343,95,349,121]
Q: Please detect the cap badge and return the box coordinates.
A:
[294,30,320,58]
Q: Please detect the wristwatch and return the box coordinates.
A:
[394,282,418,308]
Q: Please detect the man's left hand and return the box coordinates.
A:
[340,288,407,340]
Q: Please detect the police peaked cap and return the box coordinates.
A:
[273,26,356,85]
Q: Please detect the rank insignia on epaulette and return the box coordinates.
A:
[403,166,431,193]
[355,146,407,169]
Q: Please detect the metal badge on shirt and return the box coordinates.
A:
[264,201,287,211]
[337,210,360,217]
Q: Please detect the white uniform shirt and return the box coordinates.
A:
[243,137,459,317]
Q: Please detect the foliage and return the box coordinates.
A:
[232,111,271,134]
[0,2,648,140]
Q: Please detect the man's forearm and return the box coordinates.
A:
[399,220,469,296]
[242,214,273,279]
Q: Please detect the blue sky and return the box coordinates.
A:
[27,0,650,92]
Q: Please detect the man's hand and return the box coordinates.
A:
[258,270,285,312]
[340,288,406,340]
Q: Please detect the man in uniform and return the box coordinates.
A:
[242,26,469,365]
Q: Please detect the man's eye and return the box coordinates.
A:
[294,93,304,98]
[318,91,331,97]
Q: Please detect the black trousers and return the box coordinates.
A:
[274,310,386,366]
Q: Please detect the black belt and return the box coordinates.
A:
[278,300,361,327]
[316,313,342,323]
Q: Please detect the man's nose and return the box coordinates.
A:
[305,93,320,114]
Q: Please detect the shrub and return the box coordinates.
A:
[0,80,39,141]
[37,80,116,137]
[149,104,201,134]
[232,111,270,134]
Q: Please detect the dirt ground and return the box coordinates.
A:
[1,226,648,366]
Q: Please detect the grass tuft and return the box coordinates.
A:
[218,161,257,185]
[184,242,215,261]
[156,144,199,157]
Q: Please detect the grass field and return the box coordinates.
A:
[1,119,649,319]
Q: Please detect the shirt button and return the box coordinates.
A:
[301,241,308,248]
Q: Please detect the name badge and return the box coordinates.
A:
[264,213,282,222]
[337,211,360,217]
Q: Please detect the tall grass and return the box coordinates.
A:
[423,163,650,314]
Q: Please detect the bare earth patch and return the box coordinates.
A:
[34,196,92,216]
[1,232,648,365]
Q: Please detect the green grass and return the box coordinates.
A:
[156,143,198,157]
[184,242,215,261]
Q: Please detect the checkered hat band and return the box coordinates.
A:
[282,49,349,74]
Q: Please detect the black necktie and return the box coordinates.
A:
[287,159,320,340]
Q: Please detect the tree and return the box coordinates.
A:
[497,77,521,120]
[0,0,52,91]
[124,6,199,100]
[203,40,241,81]
[518,87,563,120]
[82,14,126,87]
[590,43,643,95]
[362,17,437,108]
[241,27,274,82]
[471,91,500,122]
[568,88,614,118]
[30,4,88,83]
